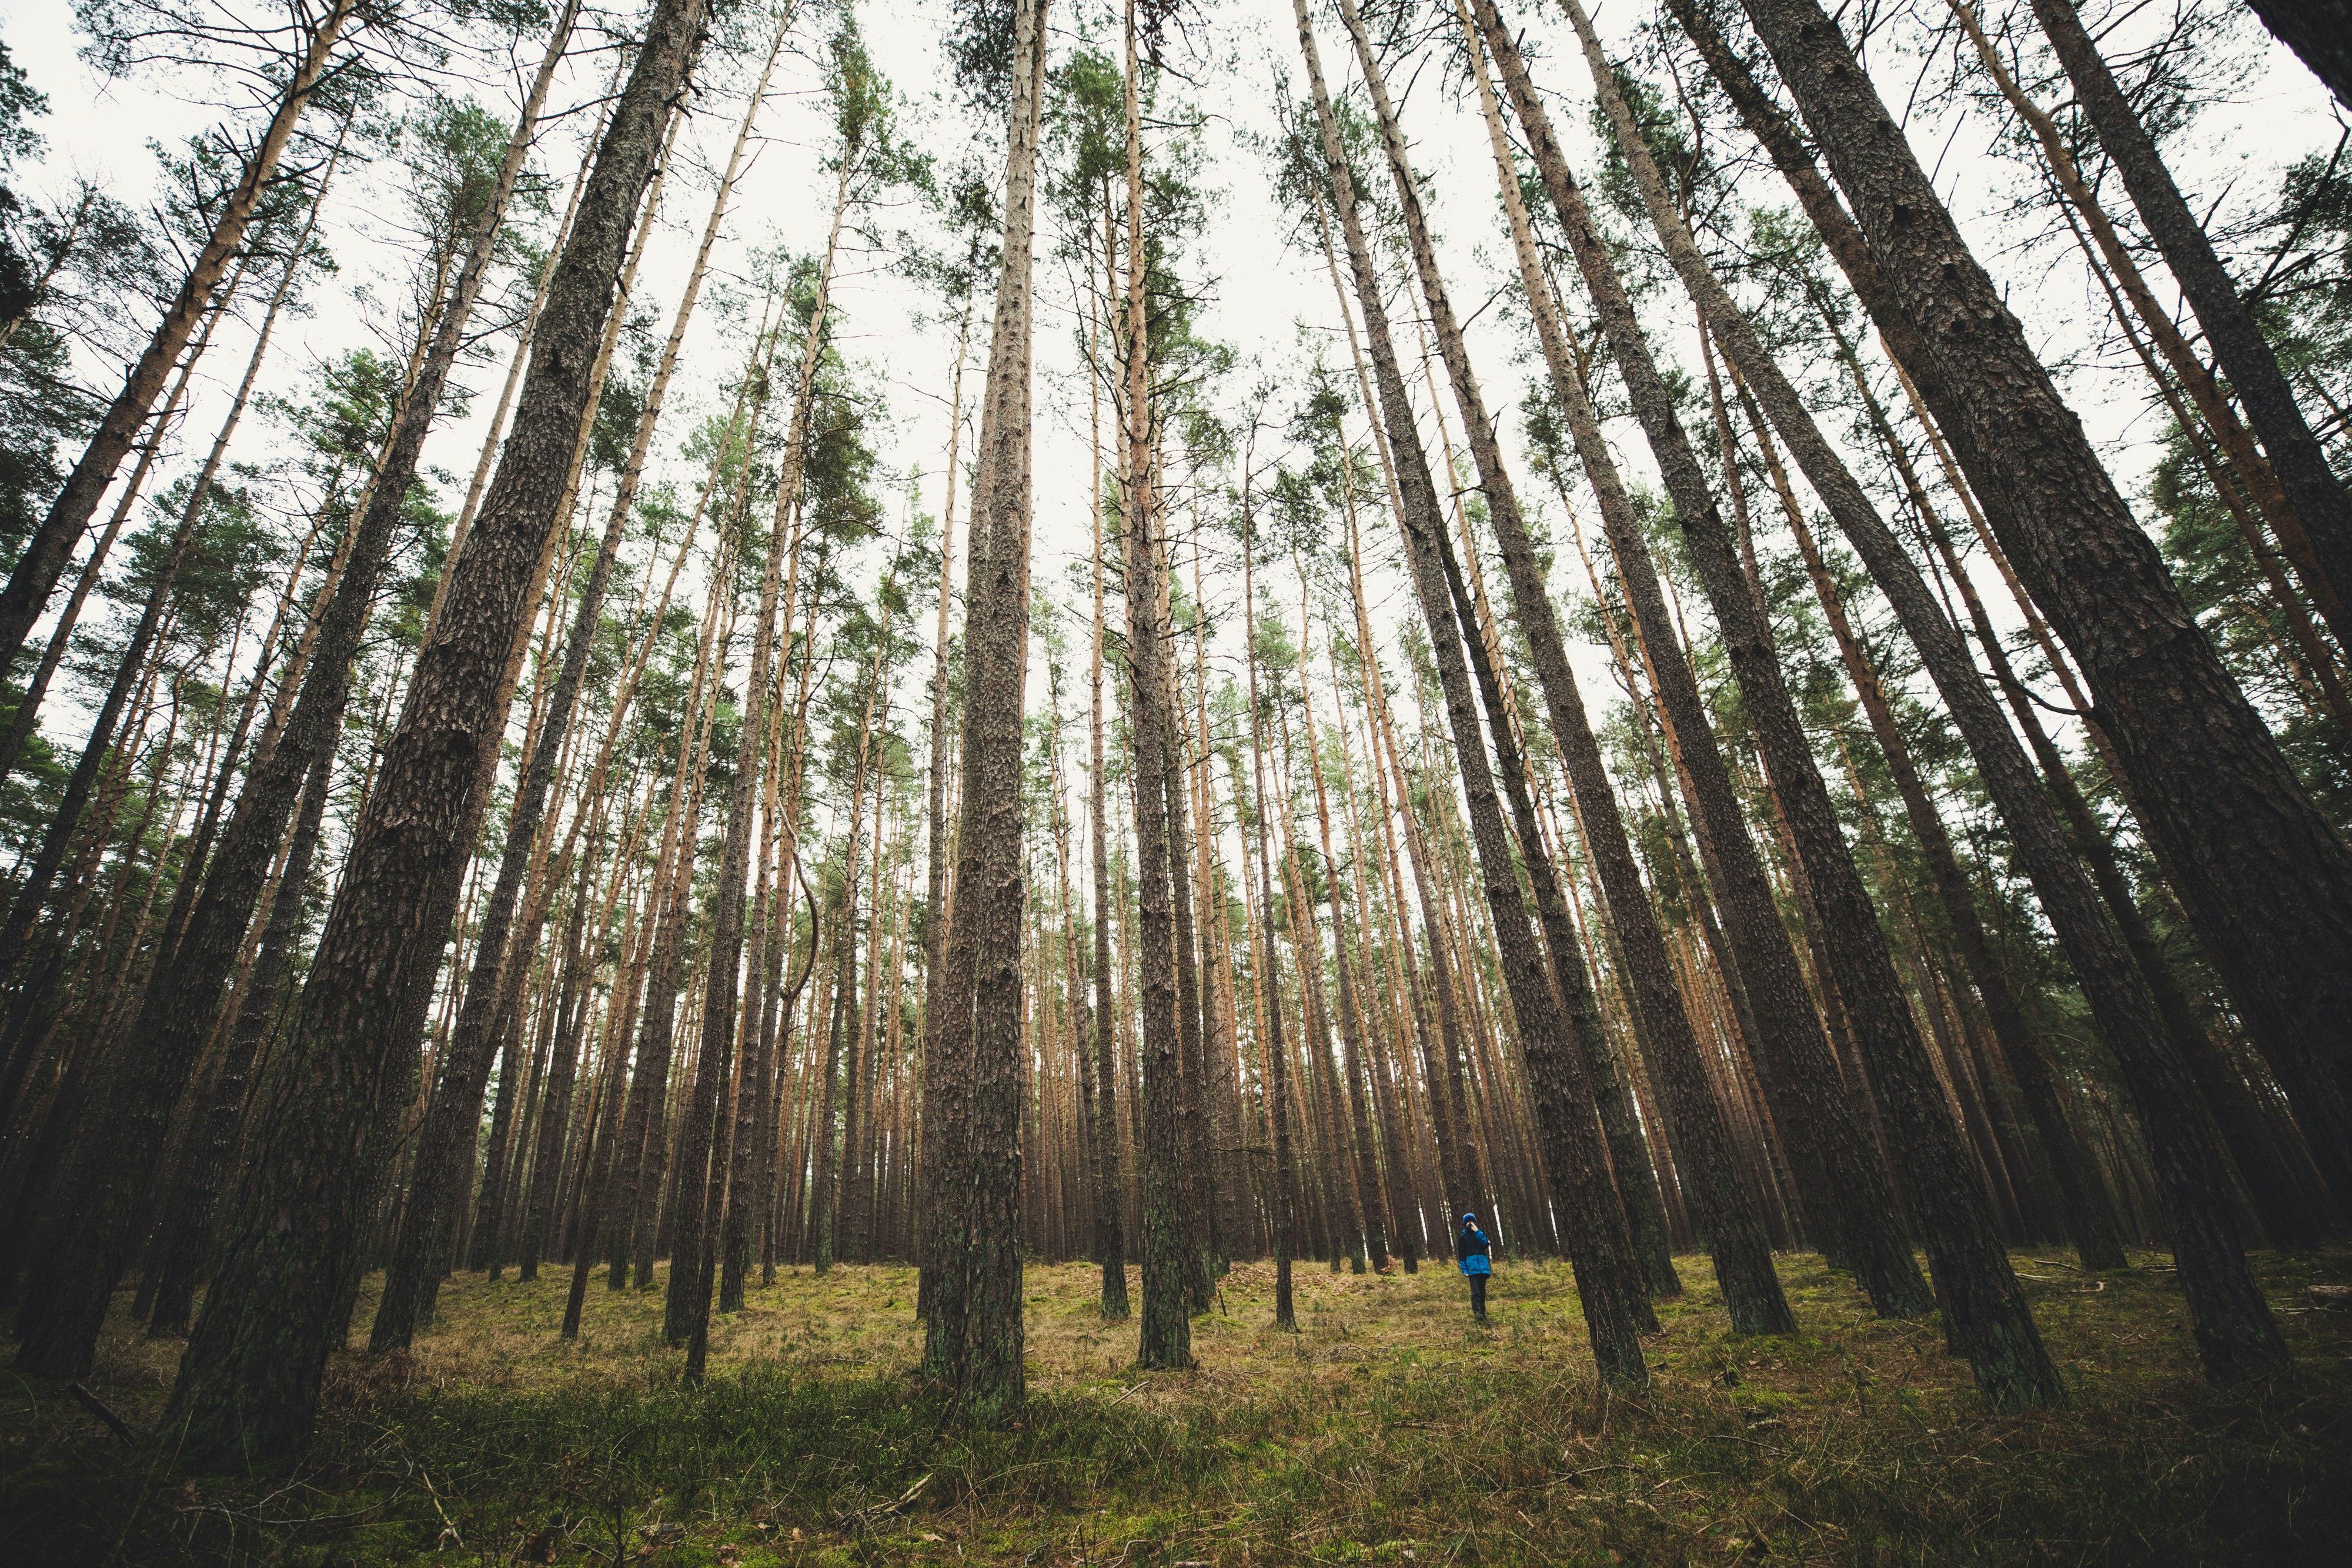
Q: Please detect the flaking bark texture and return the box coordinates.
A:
[1121,0,1195,1370]
[375,111,676,1352]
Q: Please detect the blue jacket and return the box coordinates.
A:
[1458,1224,1492,1276]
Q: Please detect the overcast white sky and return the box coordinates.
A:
[4,0,2341,880]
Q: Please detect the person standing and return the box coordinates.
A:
[1458,1212,1492,1322]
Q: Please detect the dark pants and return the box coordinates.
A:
[1469,1273,1488,1319]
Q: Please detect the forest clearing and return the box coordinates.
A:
[2,0,2351,1560]
[7,1249,2351,1563]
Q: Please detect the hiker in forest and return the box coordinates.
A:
[1458,1212,1492,1323]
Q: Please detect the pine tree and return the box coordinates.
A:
[1725,0,2352,1203]
[162,0,711,1463]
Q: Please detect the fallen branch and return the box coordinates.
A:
[67,1382,142,1445]
[879,1473,932,1515]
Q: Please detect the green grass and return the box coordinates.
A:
[5,1248,2350,1564]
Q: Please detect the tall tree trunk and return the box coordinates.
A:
[619,545,734,1289]
[1161,628,1216,1306]
[1121,0,1194,1373]
[1338,470,1469,1260]
[1087,265,1130,1323]
[0,0,359,684]
[4,136,355,1375]
[1336,0,1677,1301]
[162,0,707,1464]
[372,103,680,1349]
[1779,297,2137,1262]
[145,742,333,1338]
[922,0,1046,1411]
[1665,0,2351,1209]
[721,613,793,1309]
[669,159,846,1344]
[1274,682,1365,1275]
[19,0,576,1369]
[1294,599,1389,1275]
[1242,485,1298,1331]
[918,271,976,1318]
[1298,0,1649,1392]
[1723,0,2352,1177]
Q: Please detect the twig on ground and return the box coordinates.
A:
[68,1382,142,1445]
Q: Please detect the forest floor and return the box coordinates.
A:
[4,1246,2351,1565]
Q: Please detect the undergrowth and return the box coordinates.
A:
[4,1248,2348,1564]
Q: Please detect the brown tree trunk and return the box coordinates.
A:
[1299,0,1648,1390]
[923,0,1047,1410]
[1242,488,1299,1330]
[1726,0,2352,1178]
[145,743,334,1338]
[1452,24,1795,1330]
[162,0,708,1464]
[372,108,679,1349]
[1087,281,1130,1320]
[918,266,976,1318]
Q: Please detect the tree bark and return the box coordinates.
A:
[1726,0,2352,1169]
[1299,0,1649,1392]
[0,0,359,685]
[922,0,1046,1411]
[1242,487,1298,1332]
[1087,266,1130,1323]
[162,0,707,1464]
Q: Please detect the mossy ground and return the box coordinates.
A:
[4,1246,2350,1564]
